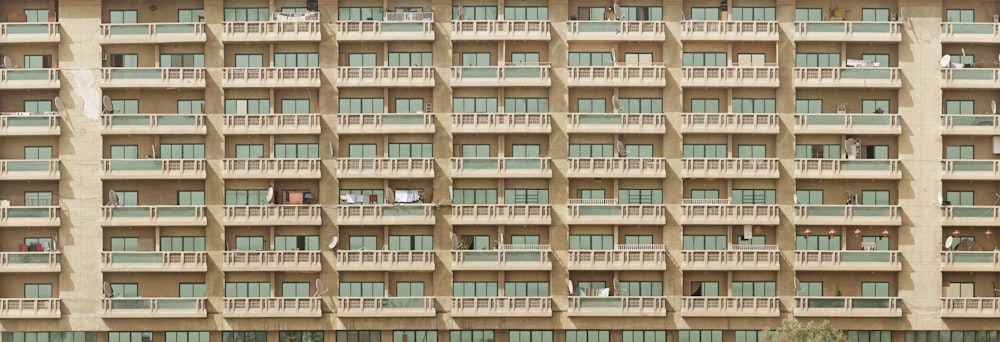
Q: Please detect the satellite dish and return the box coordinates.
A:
[613,276,621,296]
[616,140,627,157]
[2,56,11,69]
[613,3,622,20]
[793,194,799,205]
[328,235,339,250]
[107,190,119,206]
[962,48,966,57]
[567,279,574,295]
[457,5,465,19]
[610,48,617,64]
[102,95,115,114]
[793,277,801,294]
[103,282,115,298]
[945,236,955,250]
[940,55,952,68]
[53,97,65,112]
[450,233,459,249]
[313,278,329,297]
[992,100,997,114]
[937,192,944,206]
[150,145,157,159]
[266,186,275,204]
[328,142,334,157]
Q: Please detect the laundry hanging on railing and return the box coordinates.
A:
[394,190,424,203]
[340,194,365,204]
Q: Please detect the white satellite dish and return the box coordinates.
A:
[945,236,955,250]
[937,192,944,205]
[457,5,465,19]
[107,190,119,206]
[328,235,339,250]
[612,3,622,20]
[611,95,620,113]
[266,186,275,204]
[613,276,622,296]
[616,140,627,157]
[313,278,329,297]
[992,100,997,114]
[150,144,157,159]
[450,232,459,249]
[793,194,799,205]
[328,142,334,156]
[610,48,617,64]
[53,97,65,112]
[793,277,801,294]
[103,282,115,298]
[567,279,574,295]
[962,48,967,57]
[1,56,11,69]
[940,55,952,68]
[102,95,115,114]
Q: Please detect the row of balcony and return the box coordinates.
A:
[8,203,980,227]
[0,295,925,319]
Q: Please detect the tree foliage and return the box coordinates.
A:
[761,317,847,342]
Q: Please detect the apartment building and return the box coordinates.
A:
[0,0,999,341]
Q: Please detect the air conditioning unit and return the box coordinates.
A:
[424,103,432,112]
[994,14,999,22]
[993,136,1000,154]
[102,53,109,61]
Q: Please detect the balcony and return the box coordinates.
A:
[565,201,666,225]
[0,206,60,227]
[450,65,551,87]
[680,247,781,271]
[0,22,60,43]
[221,68,320,88]
[680,113,779,134]
[337,67,434,87]
[222,251,321,272]
[451,204,551,225]
[337,297,435,317]
[680,21,779,41]
[941,115,1000,135]
[452,20,550,40]
[336,250,435,272]
[337,204,435,226]
[566,113,665,134]
[337,113,435,134]
[100,68,204,88]
[681,158,780,179]
[337,158,434,179]
[221,114,321,135]
[451,247,552,271]
[794,67,901,88]
[221,13,321,42]
[337,12,435,41]
[567,297,666,317]
[0,69,60,89]
[222,205,322,226]
[795,114,901,135]
[680,201,780,226]
[943,160,1000,180]
[100,251,206,272]
[0,252,60,273]
[101,114,206,135]
[0,299,60,319]
[793,21,900,42]
[941,298,1000,318]
[0,112,60,136]
[566,245,666,270]
[99,23,206,44]
[681,297,780,317]
[100,159,205,180]
[0,159,59,180]
[566,21,665,41]
[941,22,1000,43]
[794,250,901,272]
[942,251,1000,272]
[941,68,1000,89]
[101,206,206,227]
[794,205,902,226]
[450,297,552,317]
[451,158,551,178]
[681,66,779,87]
[794,297,902,317]
[451,113,551,134]
[567,158,666,179]
[941,206,1000,227]
[102,298,206,318]
[794,159,901,180]
[566,65,666,87]
[221,158,321,179]
[222,297,322,317]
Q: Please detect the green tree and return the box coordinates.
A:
[761,317,847,342]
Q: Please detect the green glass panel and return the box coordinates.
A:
[806,298,846,308]
[109,160,162,171]
[110,299,152,309]
[455,251,499,262]
[577,206,622,215]
[461,67,499,78]
[157,206,198,217]
[852,23,892,33]
[110,69,162,79]
[578,297,622,308]
[381,206,427,216]
[952,69,995,80]
[5,160,51,172]
[577,114,622,124]
[852,206,893,217]
[839,252,891,262]
[952,207,995,217]
[6,207,53,217]
[156,115,198,126]
[506,159,544,170]
[576,22,621,32]
[840,69,892,79]
[109,25,149,35]
[852,115,892,125]
[156,23,197,34]
[5,70,52,80]
[840,160,891,171]
[6,24,50,34]
[952,161,995,171]
[951,116,995,126]
[110,252,164,263]
[110,116,151,126]
[803,22,847,33]
[804,206,845,216]
[6,254,53,264]
[460,159,499,169]
[382,298,427,308]
[505,67,542,78]
[6,117,55,127]
[952,23,995,34]
[951,252,996,263]
[852,298,891,308]
[506,251,544,262]
[382,22,425,32]
[157,298,199,309]
[110,207,151,217]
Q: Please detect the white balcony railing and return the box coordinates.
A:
[795,67,901,86]
[567,65,666,85]
[451,113,551,133]
[102,297,206,318]
[222,113,320,133]
[222,158,320,176]
[680,20,779,39]
[0,298,60,318]
[221,67,320,86]
[682,66,779,86]
[681,158,779,177]
[337,67,434,86]
[337,297,436,317]
[451,204,551,224]
[452,20,550,39]
[941,297,1000,316]
[0,252,60,271]
[681,296,781,316]
[100,251,206,271]
[223,297,322,317]
[567,21,665,39]
[681,113,779,133]
[794,296,902,317]
[451,297,552,316]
